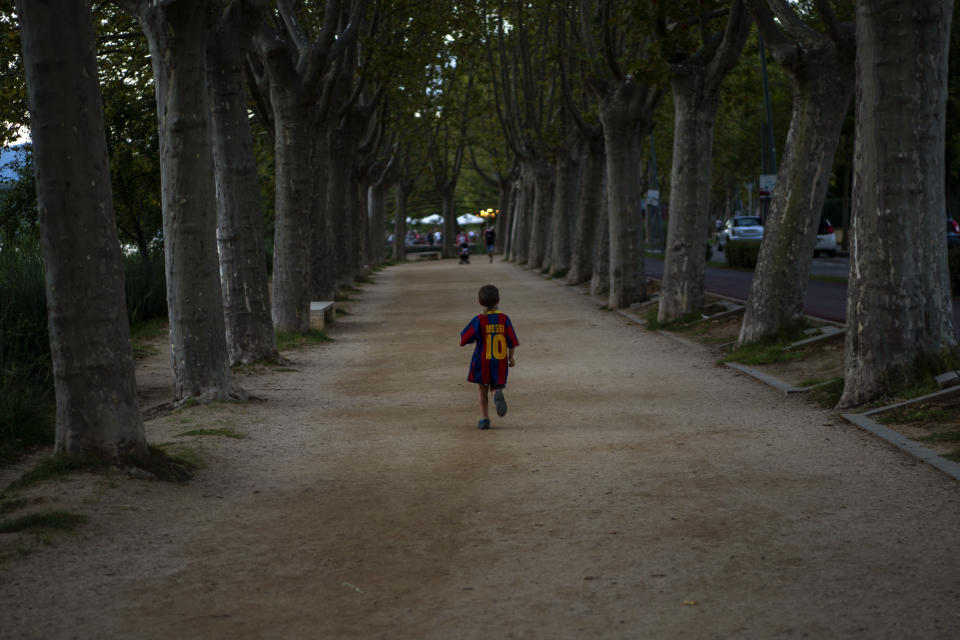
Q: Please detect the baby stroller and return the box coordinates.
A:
[458,241,470,264]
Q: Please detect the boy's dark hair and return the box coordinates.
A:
[478,284,500,308]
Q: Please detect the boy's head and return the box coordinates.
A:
[478,284,500,309]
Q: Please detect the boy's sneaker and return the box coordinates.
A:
[478,418,490,430]
[493,389,507,417]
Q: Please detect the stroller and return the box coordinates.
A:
[458,241,470,264]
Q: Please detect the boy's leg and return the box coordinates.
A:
[478,384,489,417]
[493,387,507,417]
[477,384,491,429]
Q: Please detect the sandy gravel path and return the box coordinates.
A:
[2,260,960,639]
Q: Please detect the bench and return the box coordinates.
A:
[412,251,441,261]
[309,301,336,330]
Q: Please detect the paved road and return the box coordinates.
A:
[646,257,960,336]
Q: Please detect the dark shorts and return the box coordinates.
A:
[486,243,495,253]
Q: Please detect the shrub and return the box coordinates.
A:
[0,247,169,465]
[0,247,55,462]
[725,240,761,269]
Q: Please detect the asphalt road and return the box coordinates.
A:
[644,256,960,337]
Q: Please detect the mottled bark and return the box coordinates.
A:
[738,0,854,346]
[441,191,457,258]
[270,89,313,332]
[599,91,650,308]
[659,1,750,323]
[126,0,235,402]
[327,125,361,286]
[502,179,520,258]
[392,182,411,261]
[659,80,719,321]
[19,0,147,458]
[589,196,610,296]
[527,159,555,270]
[548,140,582,277]
[511,162,535,264]
[207,0,278,365]
[567,135,605,285]
[839,0,957,408]
[310,128,336,300]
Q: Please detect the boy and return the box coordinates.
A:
[460,284,519,429]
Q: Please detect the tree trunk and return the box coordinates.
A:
[327,126,360,286]
[134,0,235,402]
[494,178,511,254]
[839,0,957,408]
[738,51,854,346]
[310,127,336,300]
[392,183,410,261]
[367,182,388,267]
[441,189,457,258]
[658,74,720,322]
[526,158,555,270]
[589,195,610,296]
[599,91,649,308]
[270,89,313,332]
[548,141,582,277]
[19,0,147,458]
[512,162,535,264]
[207,3,278,365]
[568,135,605,285]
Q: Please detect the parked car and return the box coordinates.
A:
[948,215,960,249]
[814,217,837,257]
[717,216,763,250]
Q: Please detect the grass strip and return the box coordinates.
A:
[0,510,88,534]
[175,428,246,439]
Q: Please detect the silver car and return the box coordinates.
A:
[718,216,764,250]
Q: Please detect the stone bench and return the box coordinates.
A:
[412,251,441,260]
[309,301,336,330]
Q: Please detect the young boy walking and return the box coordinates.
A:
[460,284,519,429]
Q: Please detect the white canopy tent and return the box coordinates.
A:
[457,213,485,225]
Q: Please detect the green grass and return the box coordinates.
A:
[0,510,88,534]
[914,431,960,444]
[0,497,31,515]
[334,293,354,302]
[807,377,844,408]
[146,443,204,473]
[810,274,848,285]
[944,450,960,462]
[875,405,952,425]
[2,454,106,496]
[335,308,349,317]
[642,305,702,332]
[723,339,809,366]
[129,317,167,359]
[275,329,333,351]
[175,428,246,439]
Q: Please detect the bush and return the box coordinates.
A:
[725,240,761,269]
[949,248,960,296]
[0,247,55,462]
[0,247,168,465]
[123,253,167,325]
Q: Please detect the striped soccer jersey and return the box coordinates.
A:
[460,310,519,389]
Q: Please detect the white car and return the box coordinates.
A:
[814,217,837,257]
[717,216,764,250]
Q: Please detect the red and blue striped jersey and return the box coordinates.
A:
[460,310,519,388]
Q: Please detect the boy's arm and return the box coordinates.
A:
[508,347,516,367]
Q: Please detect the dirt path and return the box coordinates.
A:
[3,260,960,639]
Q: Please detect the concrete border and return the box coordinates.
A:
[841,412,960,482]
[723,362,804,394]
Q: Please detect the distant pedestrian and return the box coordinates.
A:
[484,226,496,263]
